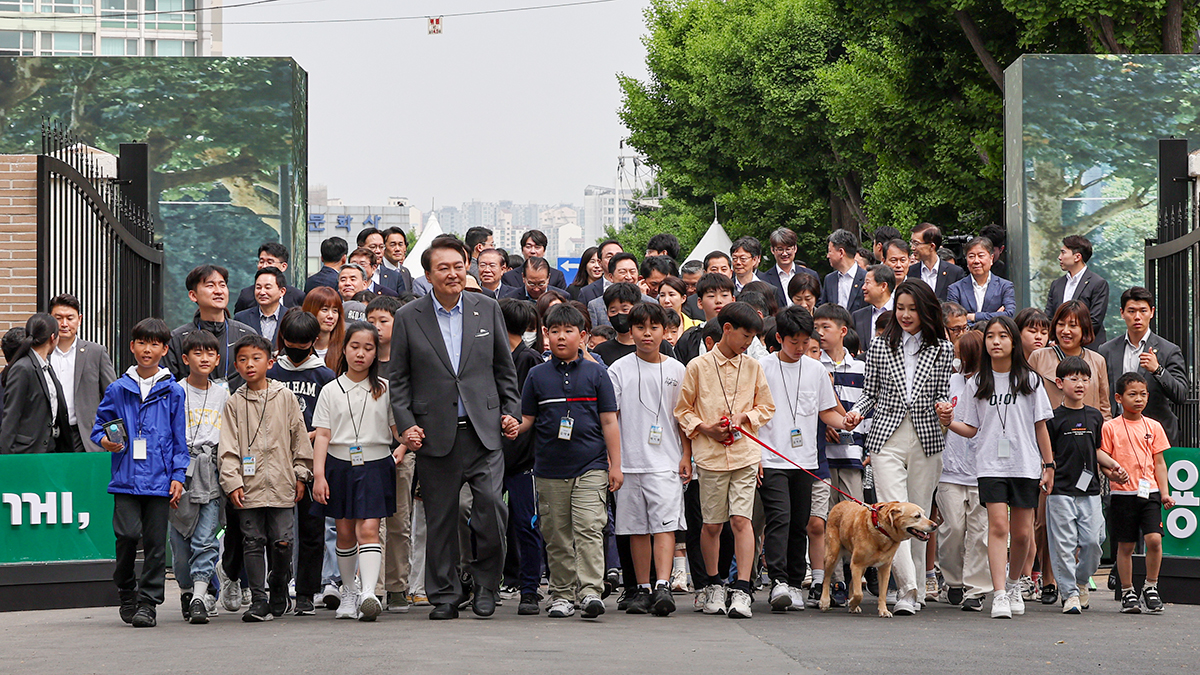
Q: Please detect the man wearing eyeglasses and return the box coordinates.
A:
[475,249,506,298]
[730,235,789,309]
[499,257,554,303]
[758,227,818,305]
[908,223,965,301]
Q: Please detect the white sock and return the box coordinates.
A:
[358,543,383,597]
[1006,577,1019,590]
[639,583,652,590]
[193,580,209,598]
[811,569,825,585]
[336,545,359,592]
[656,579,669,589]
[673,556,686,573]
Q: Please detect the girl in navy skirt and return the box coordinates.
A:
[312,322,401,621]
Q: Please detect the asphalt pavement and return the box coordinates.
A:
[2,582,1197,675]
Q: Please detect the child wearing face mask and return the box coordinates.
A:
[266,308,337,616]
[593,283,676,367]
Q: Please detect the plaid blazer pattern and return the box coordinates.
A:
[851,334,954,456]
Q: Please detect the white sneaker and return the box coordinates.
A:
[220,578,242,613]
[241,587,251,607]
[769,580,792,611]
[547,598,575,618]
[991,590,1012,618]
[892,598,918,616]
[786,585,806,611]
[886,589,898,605]
[1008,585,1025,616]
[1019,575,1036,601]
[203,593,219,617]
[703,584,727,615]
[335,584,360,619]
[670,567,691,593]
[802,569,813,589]
[925,576,940,602]
[1062,595,1081,614]
[1077,585,1090,610]
[358,593,382,621]
[727,589,752,618]
[693,591,706,612]
[320,584,342,610]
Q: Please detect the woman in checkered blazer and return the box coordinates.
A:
[845,280,954,615]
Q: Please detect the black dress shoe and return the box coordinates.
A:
[472,586,496,617]
[429,603,459,620]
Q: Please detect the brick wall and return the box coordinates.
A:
[0,155,40,359]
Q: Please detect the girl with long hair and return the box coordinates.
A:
[303,286,345,371]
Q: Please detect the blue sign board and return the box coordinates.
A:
[558,257,580,277]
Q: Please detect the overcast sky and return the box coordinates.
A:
[222,0,650,210]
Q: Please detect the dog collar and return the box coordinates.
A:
[870,506,889,537]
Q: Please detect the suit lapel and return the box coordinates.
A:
[911,340,937,395]
[26,355,52,413]
[415,296,456,374]
[459,294,483,372]
[73,342,86,392]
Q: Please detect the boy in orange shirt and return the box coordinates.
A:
[1101,372,1175,614]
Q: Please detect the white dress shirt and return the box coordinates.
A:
[920,260,940,290]
[1123,331,1150,375]
[382,258,402,273]
[33,350,59,425]
[971,273,991,312]
[50,339,78,425]
[837,268,856,308]
[901,330,923,403]
[776,265,796,298]
[1063,265,1086,301]
[870,298,893,331]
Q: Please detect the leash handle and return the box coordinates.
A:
[730,423,875,512]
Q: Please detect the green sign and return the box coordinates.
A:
[0,453,114,564]
[1162,447,1200,558]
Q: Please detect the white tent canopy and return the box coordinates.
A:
[404,211,444,274]
[684,218,733,264]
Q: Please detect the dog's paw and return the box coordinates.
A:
[819,601,831,612]
[849,606,862,614]
[878,609,893,618]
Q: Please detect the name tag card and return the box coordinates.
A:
[997,439,1011,459]
[242,456,256,476]
[350,446,365,467]
[1075,469,1094,492]
[648,425,663,445]
[558,416,574,441]
[790,428,803,448]
[1138,478,1152,499]
[132,437,147,461]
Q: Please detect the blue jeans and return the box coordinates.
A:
[169,500,221,590]
[1046,494,1105,599]
[505,471,544,595]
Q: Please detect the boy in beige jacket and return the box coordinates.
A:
[219,335,313,622]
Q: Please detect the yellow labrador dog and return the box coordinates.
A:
[819,501,938,617]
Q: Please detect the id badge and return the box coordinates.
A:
[1138,478,1152,499]
[558,416,574,441]
[790,428,803,448]
[242,456,256,476]
[731,428,743,441]
[648,425,663,446]
[132,437,147,461]
[1074,469,1094,493]
[997,438,1011,459]
[349,446,365,467]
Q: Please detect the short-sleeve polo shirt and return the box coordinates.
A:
[521,352,617,479]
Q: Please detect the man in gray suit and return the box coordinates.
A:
[390,235,521,620]
[49,294,117,452]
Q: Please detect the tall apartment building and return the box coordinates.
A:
[0,0,222,57]
[581,185,632,246]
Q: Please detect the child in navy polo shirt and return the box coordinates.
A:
[518,304,622,619]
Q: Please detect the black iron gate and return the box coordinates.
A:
[1146,138,1200,446]
[36,120,164,372]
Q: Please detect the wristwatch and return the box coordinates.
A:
[1155,365,1166,377]
[1042,462,1056,469]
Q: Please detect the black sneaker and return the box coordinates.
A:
[268,591,291,618]
[131,603,157,628]
[1142,585,1164,613]
[243,599,273,622]
[603,568,619,599]
[188,595,209,625]
[180,591,194,621]
[805,582,822,609]
[651,586,676,616]
[119,591,138,624]
[294,595,316,616]
[947,587,964,606]
[960,596,983,612]
[626,587,653,614]
[865,567,880,597]
[1041,584,1059,605]
[518,592,541,615]
[830,581,848,607]
[1121,589,1141,614]
[616,587,632,611]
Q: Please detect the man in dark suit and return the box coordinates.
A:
[577,240,628,306]
[234,267,289,343]
[0,316,72,454]
[476,248,505,298]
[498,257,557,303]
[304,236,348,295]
[234,242,306,314]
[946,236,1015,323]
[1099,287,1190,444]
[390,235,521,620]
[500,230,567,290]
[907,223,966,301]
[464,226,494,282]
[348,247,400,298]
[359,227,413,294]
[380,227,415,295]
[820,229,868,313]
[48,294,117,452]
[757,228,819,307]
[850,264,895,354]
[1045,234,1110,345]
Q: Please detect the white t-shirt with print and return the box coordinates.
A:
[956,370,1053,480]
[759,353,838,470]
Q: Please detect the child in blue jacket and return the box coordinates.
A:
[92,318,188,628]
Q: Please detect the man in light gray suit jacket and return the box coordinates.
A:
[49,294,117,452]
[390,236,521,620]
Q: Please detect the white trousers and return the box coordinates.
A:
[872,416,942,601]
[935,482,992,599]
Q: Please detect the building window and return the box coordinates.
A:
[144,0,195,30]
[100,36,137,55]
[39,31,95,55]
[100,0,137,28]
[41,0,95,13]
[0,2,35,10]
[145,38,194,55]
[0,30,35,55]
